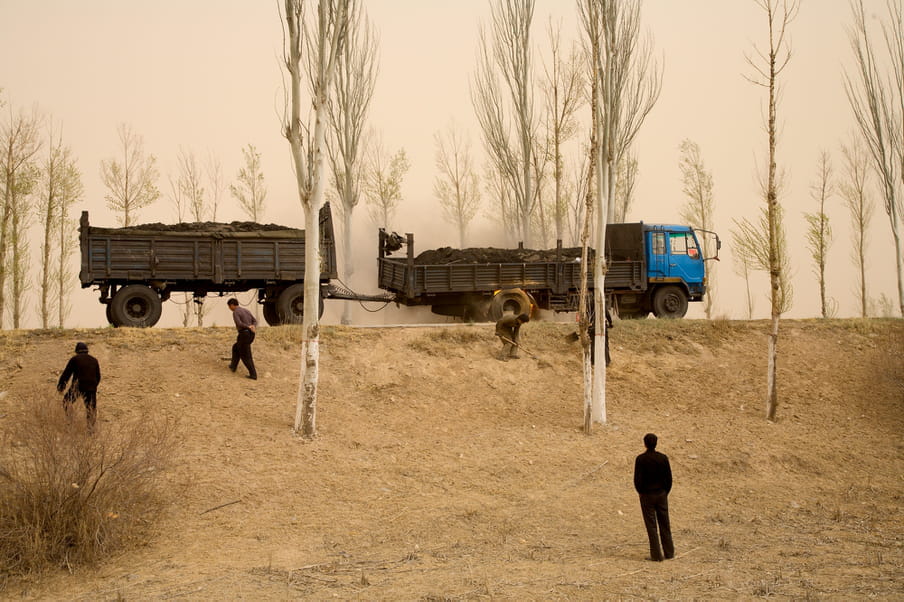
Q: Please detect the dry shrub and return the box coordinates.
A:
[0,391,178,575]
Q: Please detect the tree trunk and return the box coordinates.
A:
[341,208,354,325]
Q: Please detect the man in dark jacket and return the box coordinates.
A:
[587,302,613,366]
[227,298,258,380]
[633,432,674,561]
[495,312,529,360]
[57,341,101,429]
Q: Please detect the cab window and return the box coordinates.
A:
[669,233,688,255]
[652,232,666,255]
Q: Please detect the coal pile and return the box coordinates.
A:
[116,220,301,233]
[413,246,594,265]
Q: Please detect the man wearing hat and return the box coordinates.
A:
[57,342,102,429]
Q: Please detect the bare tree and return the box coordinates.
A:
[613,151,638,223]
[844,0,904,317]
[579,0,662,427]
[230,144,268,222]
[472,0,538,245]
[744,0,798,421]
[364,136,409,229]
[678,139,716,319]
[434,122,481,248]
[282,0,350,437]
[172,148,210,327]
[100,123,160,227]
[483,161,518,244]
[541,19,584,243]
[566,151,590,245]
[731,205,793,315]
[1,102,42,329]
[733,252,756,319]
[326,1,377,324]
[38,124,82,328]
[840,135,874,318]
[206,152,224,222]
[803,150,835,318]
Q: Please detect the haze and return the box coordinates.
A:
[0,0,898,328]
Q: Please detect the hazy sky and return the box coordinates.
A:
[0,0,899,328]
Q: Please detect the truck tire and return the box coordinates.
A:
[109,284,163,327]
[488,288,532,322]
[652,285,688,319]
[262,302,281,326]
[276,284,324,324]
[105,303,116,326]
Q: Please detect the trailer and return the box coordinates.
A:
[78,203,388,327]
[377,222,719,321]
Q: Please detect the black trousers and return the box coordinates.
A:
[64,388,97,427]
[639,492,674,561]
[230,329,257,378]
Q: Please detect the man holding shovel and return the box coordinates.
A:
[495,312,530,361]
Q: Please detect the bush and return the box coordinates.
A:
[0,392,177,575]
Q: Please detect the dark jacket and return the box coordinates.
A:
[634,449,672,495]
[495,315,522,340]
[58,353,101,393]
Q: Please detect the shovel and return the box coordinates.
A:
[499,336,540,361]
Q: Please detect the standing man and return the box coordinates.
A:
[633,433,674,561]
[587,301,613,366]
[57,341,101,429]
[227,298,258,380]
[495,312,529,361]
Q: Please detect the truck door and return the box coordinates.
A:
[647,231,668,277]
[666,231,704,288]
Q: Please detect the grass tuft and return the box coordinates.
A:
[0,390,178,575]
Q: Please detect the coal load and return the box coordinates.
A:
[115,220,301,233]
[413,246,594,265]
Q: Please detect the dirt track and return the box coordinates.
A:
[1,318,902,600]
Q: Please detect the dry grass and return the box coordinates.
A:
[0,390,178,576]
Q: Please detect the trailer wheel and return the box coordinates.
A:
[109,285,163,327]
[652,285,688,319]
[262,302,281,326]
[488,288,532,322]
[105,303,117,326]
[276,284,324,324]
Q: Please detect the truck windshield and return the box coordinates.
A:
[669,232,700,259]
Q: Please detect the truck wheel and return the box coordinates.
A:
[488,288,532,322]
[109,285,163,327]
[276,284,324,324]
[262,302,282,326]
[652,285,688,319]
[105,303,118,326]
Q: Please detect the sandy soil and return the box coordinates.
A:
[0,317,902,600]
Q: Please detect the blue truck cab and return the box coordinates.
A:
[606,222,719,319]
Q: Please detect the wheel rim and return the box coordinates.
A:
[126,297,150,319]
[663,294,680,313]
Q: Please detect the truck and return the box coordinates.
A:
[377,222,720,321]
[80,203,718,327]
[78,203,390,327]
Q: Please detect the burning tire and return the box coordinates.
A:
[488,288,532,322]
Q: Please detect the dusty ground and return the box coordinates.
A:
[0,317,902,600]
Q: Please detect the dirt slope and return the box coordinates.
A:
[1,318,902,600]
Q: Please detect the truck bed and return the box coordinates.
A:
[79,205,338,290]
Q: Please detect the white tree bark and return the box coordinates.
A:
[282,0,350,437]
